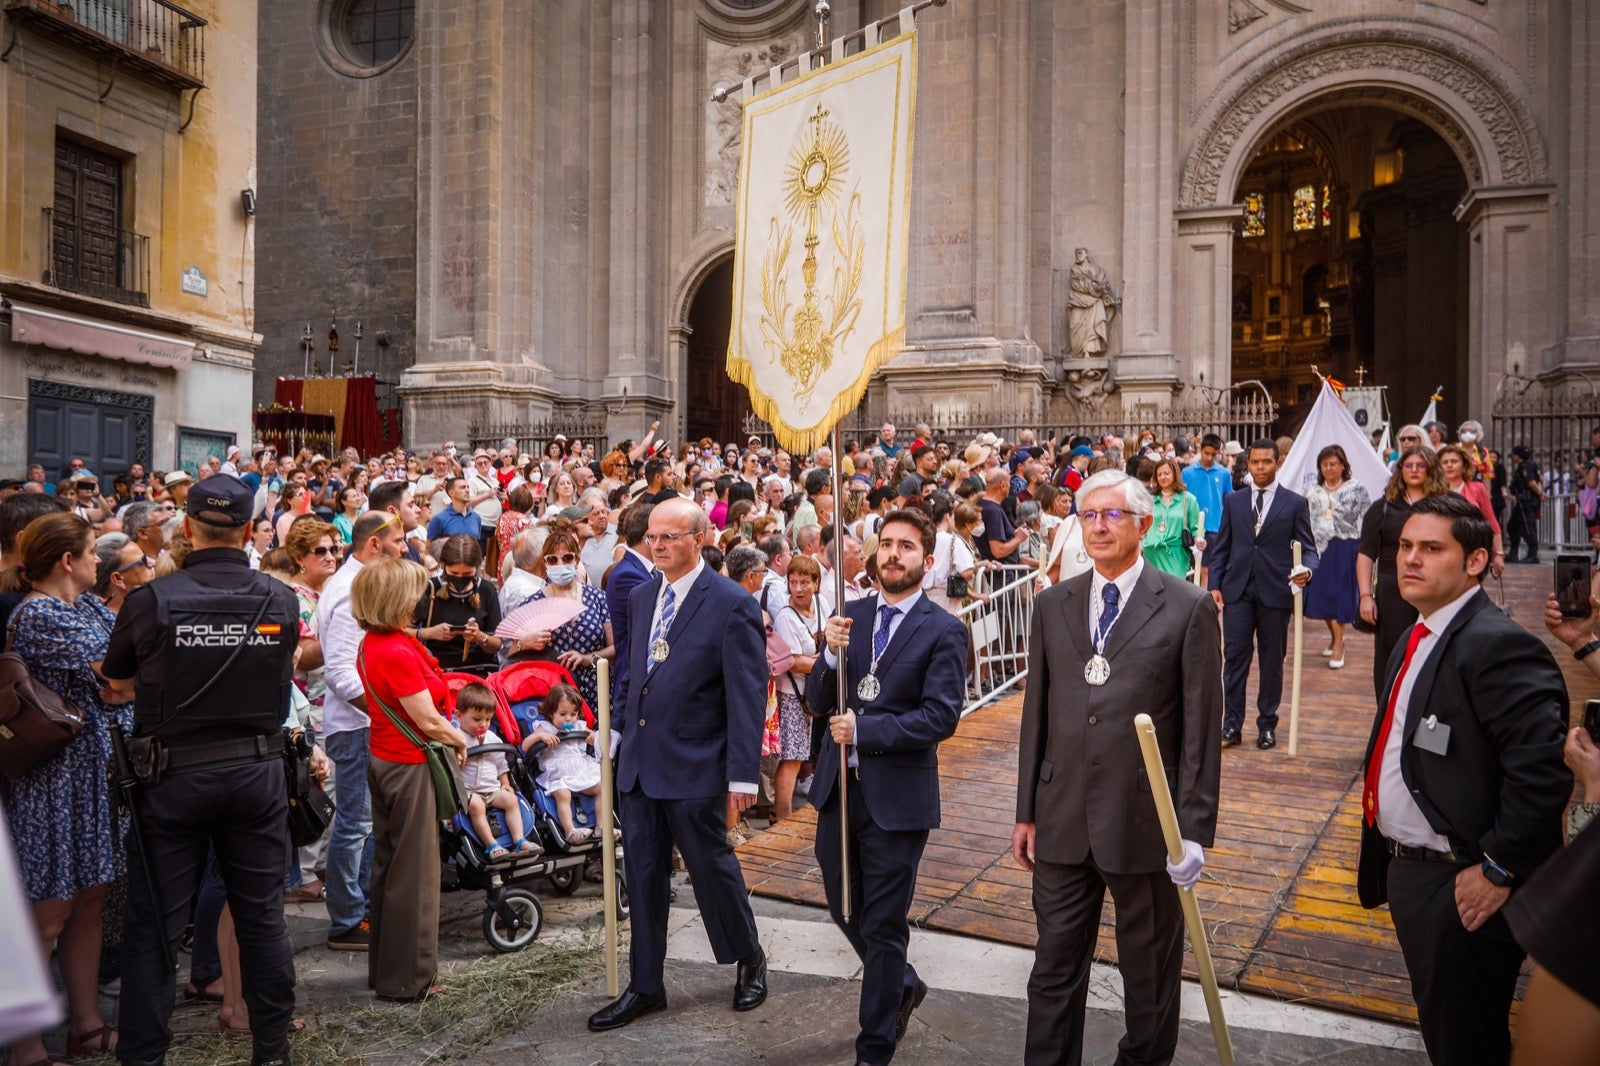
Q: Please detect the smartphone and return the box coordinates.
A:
[1585,700,1600,744]
[1554,553,1593,618]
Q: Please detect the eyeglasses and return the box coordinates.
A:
[308,545,338,557]
[543,553,578,565]
[1078,509,1142,524]
[1399,436,1421,444]
[116,555,154,574]
[643,531,696,546]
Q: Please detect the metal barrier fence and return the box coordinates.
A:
[953,564,1037,717]
[1535,493,1594,553]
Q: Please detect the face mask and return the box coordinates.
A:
[547,563,579,586]
[1459,431,1478,443]
[973,523,986,536]
[444,575,476,596]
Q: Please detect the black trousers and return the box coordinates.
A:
[1386,857,1525,1066]
[119,760,295,1065]
[1506,500,1540,560]
[1024,857,1184,1066]
[1222,593,1291,734]
[618,787,759,996]
[814,779,927,1066]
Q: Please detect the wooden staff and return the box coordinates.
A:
[1289,540,1303,756]
[1192,510,1206,588]
[596,657,619,997]
[1133,714,1234,1066]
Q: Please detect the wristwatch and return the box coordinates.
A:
[1575,638,1600,661]
[1481,857,1515,887]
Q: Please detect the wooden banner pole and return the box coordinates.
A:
[1289,540,1304,756]
[1133,713,1234,1065]
[597,658,619,997]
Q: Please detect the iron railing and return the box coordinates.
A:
[468,415,611,460]
[953,563,1037,717]
[4,0,207,87]
[743,397,1278,456]
[42,206,150,308]
[1491,388,1600,487]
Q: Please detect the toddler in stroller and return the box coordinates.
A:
[520,683,609,844]
[457,683,541,858]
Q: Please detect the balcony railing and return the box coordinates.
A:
[3,0,206,89]
[42,206,151,308]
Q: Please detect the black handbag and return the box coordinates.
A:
[284,733,335,846]
[946,572,970,599]
[0,651,87,782]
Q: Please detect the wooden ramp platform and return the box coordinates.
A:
[738,566,1586,1025]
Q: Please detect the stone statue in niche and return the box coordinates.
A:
[1066,247,1120,359]
[705,38,799,208]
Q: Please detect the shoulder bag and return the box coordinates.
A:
[358,646,463,821]
[0,651,87,782]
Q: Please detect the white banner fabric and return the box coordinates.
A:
[727,33,917,455]
[1280,381,1394,496]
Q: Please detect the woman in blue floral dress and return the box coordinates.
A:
[4,512,126,1063]
[510,528,614,711]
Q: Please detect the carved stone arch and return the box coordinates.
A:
[671,240,738,327]
[1179,26,1548,209]
[1279,121,1342,191]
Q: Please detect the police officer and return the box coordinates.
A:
[103,475,300,1066]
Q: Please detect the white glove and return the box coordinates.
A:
[1165,840,1205,889]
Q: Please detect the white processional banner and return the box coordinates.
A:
[1279,381,1393,496]
[727,32,917,456]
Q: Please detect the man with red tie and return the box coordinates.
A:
[1357,493,1571,1066]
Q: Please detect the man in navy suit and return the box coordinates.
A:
[588,498,768,1031]
[604,501,654,708]
[809,508,969,1066]
[1205,439,1318,749]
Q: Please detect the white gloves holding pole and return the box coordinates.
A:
[1165,840,1205,889]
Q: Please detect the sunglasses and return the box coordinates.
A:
[543,553,578,565]
[308,545,338,557]
[116,555,155,574]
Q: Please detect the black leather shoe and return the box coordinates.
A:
[1257,729,1276,750]
[587,988,667,1031]
[733,948,768,1011]
[1221,728,1242,747]
[895,978,929,1041]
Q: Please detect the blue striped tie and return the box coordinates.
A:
[874,604,898,659]
[651,584,677,649]
[1095,584,1120,647]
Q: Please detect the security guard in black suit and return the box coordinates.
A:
[103,475,301,1066]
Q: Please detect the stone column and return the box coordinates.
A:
[1173,206,1243,395]
[883,0,1046,416]
[1113,0,1179,403]
[602,0,674,440]
[400,1,552,447]
[1456,185,1558,423]
[1562,4,1600,368]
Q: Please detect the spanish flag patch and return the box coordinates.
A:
[256,623,283,636]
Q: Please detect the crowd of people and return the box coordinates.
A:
[1,409,1597,1066]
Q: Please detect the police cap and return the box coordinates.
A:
[188,475,255,527]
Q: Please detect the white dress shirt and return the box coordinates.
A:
[1248,477,1278,532]
[1089,557,1144,646]
[1376,584,1481,850]
[317,556,368,736]
[821,588,923,671]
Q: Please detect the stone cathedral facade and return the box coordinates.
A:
[254,1,1597,447]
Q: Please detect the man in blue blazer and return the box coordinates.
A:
[809,508,969,1066]
[604,501,654,708]
[588,498,768,1031]
[1205,439,1318,749]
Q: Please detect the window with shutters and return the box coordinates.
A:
[48,137,150,307]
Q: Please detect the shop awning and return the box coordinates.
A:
[5,299,194,369]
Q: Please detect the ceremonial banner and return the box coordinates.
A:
[727,33,917,455]
[1280,381,1392,495]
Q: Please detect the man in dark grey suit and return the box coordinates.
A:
[1014,470,1223,1066]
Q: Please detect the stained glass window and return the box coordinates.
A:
[1292,185,1317,231]
[1242,193,1265,238]
[1322,184,1331,227]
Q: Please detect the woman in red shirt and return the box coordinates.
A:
[351,557,469,1002]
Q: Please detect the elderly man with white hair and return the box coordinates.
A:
[501,527,549,615]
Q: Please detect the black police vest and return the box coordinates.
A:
[135,569,297,744]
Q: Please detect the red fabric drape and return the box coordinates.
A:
[340,376,381,458]
[274,378,304,409]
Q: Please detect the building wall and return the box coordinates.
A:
[250,0,1591,451]
[0,0,259,476]
[251,0,418,400]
